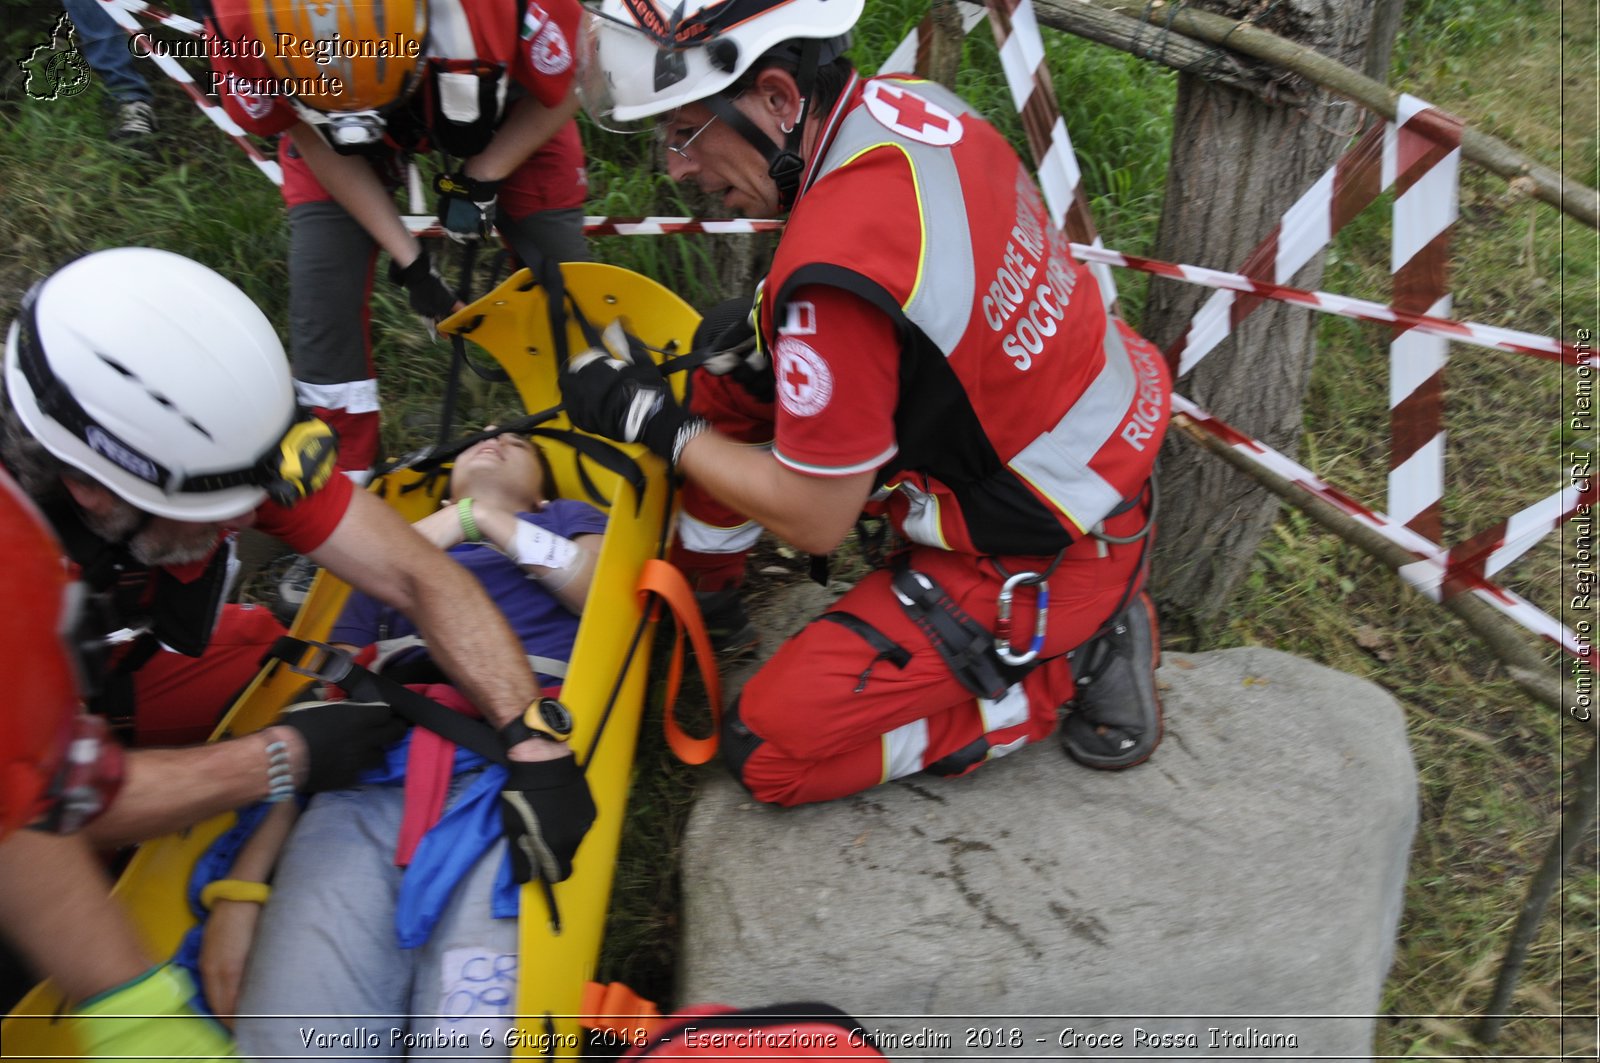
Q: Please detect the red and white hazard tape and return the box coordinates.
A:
[1387,96,1463,540]
[1173,394,1593,668]
[1169,100,1467,376]
[982,0,1118,307]
[400,216,787,240]
[101,0,1578,662]
[98,0,282,185]
[1433,482,1599,595]
[1067,243,1582,365]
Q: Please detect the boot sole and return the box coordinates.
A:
[1061,591,1163,771]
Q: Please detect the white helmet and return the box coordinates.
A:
[578,0,863,128]
[5,249,336,522]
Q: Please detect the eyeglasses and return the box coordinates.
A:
[659,112,719,161]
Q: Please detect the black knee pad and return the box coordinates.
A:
[719,695,765,787]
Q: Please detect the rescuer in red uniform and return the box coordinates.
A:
[562,0,1172,806]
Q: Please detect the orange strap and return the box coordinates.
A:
[636,559,722,765]
[581,980,664,1038]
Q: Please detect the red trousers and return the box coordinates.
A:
[129,604,286,747]
[733,514,1146,806]
[673,371,1150,805]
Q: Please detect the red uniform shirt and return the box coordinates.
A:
[254,468,354,555]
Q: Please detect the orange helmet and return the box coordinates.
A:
[244,0,428,119]
[0,470,123,838]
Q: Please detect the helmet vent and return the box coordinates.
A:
[95,352,213,441]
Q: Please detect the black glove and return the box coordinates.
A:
[498,754,596,883]
[434,171,500,241]
[388,248,458,320]
[277,700,408,793]
[696,296,773,403]
[560,322,705,462]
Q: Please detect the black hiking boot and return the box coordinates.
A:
[1060,591,1163,770]
[694,587,760,657]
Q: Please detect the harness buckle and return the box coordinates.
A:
[995,571,1049,667]
[891,569,937,608]
[277,638,354,686]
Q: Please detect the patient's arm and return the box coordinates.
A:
[197,801,298,1026]
[412,502,604,614]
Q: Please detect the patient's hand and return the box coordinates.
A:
[198,898,263,1027]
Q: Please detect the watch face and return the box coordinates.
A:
[537,697,573,735]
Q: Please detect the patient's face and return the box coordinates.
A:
[451,432,546,501]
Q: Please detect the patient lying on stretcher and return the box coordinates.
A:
[194,431,607,1058]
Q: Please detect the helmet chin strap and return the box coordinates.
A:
[701,37,823,211]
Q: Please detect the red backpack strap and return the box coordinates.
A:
[636,560,721,765]
[452,0,519,66]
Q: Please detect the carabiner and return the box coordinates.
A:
[994,571,1049,666]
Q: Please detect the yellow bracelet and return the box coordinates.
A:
[199,879,272,910]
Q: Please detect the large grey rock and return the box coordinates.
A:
[679,637,1417,1060]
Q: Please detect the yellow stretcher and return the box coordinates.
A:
[4,263,704,1059]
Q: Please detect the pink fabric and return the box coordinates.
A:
[395,683,478,867]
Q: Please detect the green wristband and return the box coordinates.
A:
[457,498,483,542]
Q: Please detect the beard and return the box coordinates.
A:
[127,522,222,567]
[79,499,221,567]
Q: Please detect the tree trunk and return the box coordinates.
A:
[1143,1,1396,634]
[705,232,778,307]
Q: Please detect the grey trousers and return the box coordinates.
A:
[234,781,520,1060]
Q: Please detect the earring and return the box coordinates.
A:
[780,119,795,134]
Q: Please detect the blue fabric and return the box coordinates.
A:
[62,0,152,101]
[356,735,518,948]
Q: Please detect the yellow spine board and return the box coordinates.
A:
[3,265,700,1059]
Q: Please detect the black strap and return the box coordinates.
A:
[819,611,912,694]
[436,240,485,448]
[889,556,1033,700]
[266,636,508,765]
[529,426,649,513]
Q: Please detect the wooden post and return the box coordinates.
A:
[916,0,966,90]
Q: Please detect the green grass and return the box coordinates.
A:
[1,0,1593,1051]
[1213,4,1596,1054]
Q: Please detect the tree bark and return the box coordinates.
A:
[1033,0,1303,105]
[1144,0,1397,633]
[918,0,967,91]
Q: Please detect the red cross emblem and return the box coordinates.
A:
[783,360,811,396]
[774,338,833,418]
[863,81,964,146]
[880,86,949,135]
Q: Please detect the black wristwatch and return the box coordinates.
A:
[499,696,574,746]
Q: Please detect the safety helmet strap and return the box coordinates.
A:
[701,36,822,210]
[13,287,175,492]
